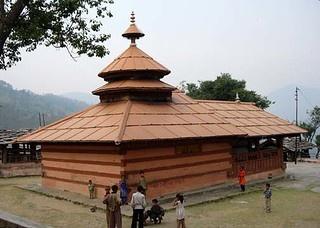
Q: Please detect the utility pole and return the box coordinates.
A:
[38,112,42,127]
[42,113,46,126]
[294,87,299,164]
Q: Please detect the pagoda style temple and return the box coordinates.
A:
[18,13,305,199]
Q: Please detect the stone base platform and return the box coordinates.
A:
[17,174,285,217]
[0,162,41,177]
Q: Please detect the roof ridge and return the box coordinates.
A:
[197,99,256,105]
[115,100,132,145]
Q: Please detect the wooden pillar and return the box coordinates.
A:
[2,146,8,164]
[30,144,36,161]
[278,137,284,168]
[12,144,19,163]
[0,146,3,163]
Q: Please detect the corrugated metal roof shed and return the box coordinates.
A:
[0,129,33,145]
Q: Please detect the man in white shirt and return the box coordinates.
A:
[131,185,147,228]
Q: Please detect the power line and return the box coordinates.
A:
[298,88,315,110]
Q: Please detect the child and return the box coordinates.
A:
[145,199,165,224]
[88,180,95,199]
[138,170,147,196]
[238,166,246,192]
[119,175,128,205]
[174,193,186,228]
[263,183,272,213]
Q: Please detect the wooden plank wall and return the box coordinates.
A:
[41,144,121,198]
[231,147,283,178]
[124,142,232,199]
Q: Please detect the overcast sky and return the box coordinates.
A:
[1,0,320,96]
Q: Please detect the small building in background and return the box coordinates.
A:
[0,129,41,177]
[18,13,306,199]
[283,137,315,160]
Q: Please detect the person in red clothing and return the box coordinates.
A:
[238,166,246,192]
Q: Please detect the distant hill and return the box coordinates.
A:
[61,92,99,105]
[0,80,89,129]
[267,85,320,122]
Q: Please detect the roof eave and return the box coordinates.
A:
[16,134,247,145]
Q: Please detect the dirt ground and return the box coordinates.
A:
[0,162,319,228]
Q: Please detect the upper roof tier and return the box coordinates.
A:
[98,12,170,81]
[98,45,171,80]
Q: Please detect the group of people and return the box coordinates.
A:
[238,166,272,213]
[98,171,147,228]
[88,170,186,228]
[86,166,272,228]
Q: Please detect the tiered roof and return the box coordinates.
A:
[17,13,306,144]
[98,45,171,80]
[98,12,170,81]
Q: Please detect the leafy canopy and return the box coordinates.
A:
[0,0,113,69]
[182,73,273,109]
[315,135,320,147]
[300,106,320,142]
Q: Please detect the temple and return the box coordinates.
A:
[18,13,306,199]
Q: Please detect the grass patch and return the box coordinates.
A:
[0,177,319,228]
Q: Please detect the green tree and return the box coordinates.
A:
[300,106,320,142]
[315,135,320,159]
[0,0,113,69]
[299,121,316,142]
[183,73,273,109]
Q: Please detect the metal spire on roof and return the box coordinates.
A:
[122,12,145,45]
[130,11,135,23]
[235,92,240,102]
[97,12,170,81]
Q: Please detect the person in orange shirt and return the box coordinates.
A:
[238,166,246,192]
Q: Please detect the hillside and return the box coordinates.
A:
[0,80,89,129]
[61,92,99,105]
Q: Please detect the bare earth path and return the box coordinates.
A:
[0,162,319,228]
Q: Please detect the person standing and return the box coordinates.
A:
[103,186,111,227]
[174,193,186,228]
[138,171,147,196]
[131,185,147,228]
[106,185,122,228]
[238,166,246,192]
[263,183,272,213]
[119,175,128,205]
[88,180,95,199]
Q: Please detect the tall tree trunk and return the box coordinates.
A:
[0,0,5,16]
[0,0,29,55]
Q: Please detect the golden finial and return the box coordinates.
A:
[130,11,135,23]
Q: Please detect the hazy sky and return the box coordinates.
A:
[1,0,320,96]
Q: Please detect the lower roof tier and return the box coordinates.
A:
[17,91,306,144]
[93,79,175,95]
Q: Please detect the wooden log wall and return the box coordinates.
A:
[41,144,122,198]
[123,142,232,199]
